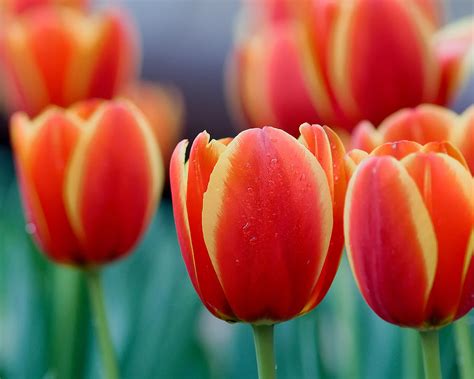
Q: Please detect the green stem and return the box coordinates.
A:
[252,324,276,379]
[85,268,119,379]
[454,316,474,379]
[419,329,442,379]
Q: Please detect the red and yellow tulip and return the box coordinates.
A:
[228,0,472,135]
[0,6,138,116]
[344,141,474,328]
[11,99,163,265]
[351,104,474,173]
[0,0,87,14]
[170,124,347,323]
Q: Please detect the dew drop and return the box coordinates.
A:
[242,222,250,232]
[25,223,36,234]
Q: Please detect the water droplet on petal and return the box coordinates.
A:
[25,223,36,234]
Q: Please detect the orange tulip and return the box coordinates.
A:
[228,0,473,135]
[11,99,163,265]
[170,124,346,322]
[0,0,87,13]
[351,104,474,173]
[344,140,474,328]
[119,81,184,167]
[0,6,138,116]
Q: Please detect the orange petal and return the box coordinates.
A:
[65,100,163,264]
[185,132,235,319]
[11,109,82,263]
[169,140,201,299]
[345,156,437,327]
[378,105,456,145]
[454,106,474,173]
[344,149,369,179]
[329,0,439,127]
[351,120,381,151]
[371,140,423,160]
[202,127,333,322]
[402,152,473,325]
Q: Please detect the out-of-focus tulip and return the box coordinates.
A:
[345,140,474,328]
[228,0,473,135]
[0,0,87,14]
[351,104,474,173]
[0,6,138,116]
[11,99,163,265]
[120,81,184,167]
[170,124,347,323]
[435,17,474,105]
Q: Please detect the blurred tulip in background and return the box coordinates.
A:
[228,0,473,136]
[0,6,138,116]
[11,99,163,265]
[352,104,474,173]
[0,0,86,14]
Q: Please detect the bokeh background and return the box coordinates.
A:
[0,1,473,378]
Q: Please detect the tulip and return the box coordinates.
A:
[351,104,474,173]
[344,140,473,378]
[0,0,87,14]
[170,124,346,378]
[119,81,184,167]
[0,6,138,116]
[11,99,163,379]
[228,0,473,135]
[11,99,163,264]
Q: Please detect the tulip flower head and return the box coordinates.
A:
[228,0,448,135]
[344,141,474,328]
[11,99,163,265]
[351,104,474,173]
[0,6,138,116]
[170,124,347,323]
[0,0,87,14]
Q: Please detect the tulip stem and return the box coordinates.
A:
[85,268,119,379]
[252,324,276,379]
[454,316,474,379]
[419,329,442,379]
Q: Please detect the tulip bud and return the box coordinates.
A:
[11,99,163,265]
[351,104,474,173]
[170,125,347,323]
[345,140,473,328]
[0,6,138,116]
[228,0,443,134]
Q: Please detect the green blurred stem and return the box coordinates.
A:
[252,324,276,379]
[454,317,474,379]
[419,329,442,379]
[85,268,119,379]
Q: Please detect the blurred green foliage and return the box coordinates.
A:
[0,145,471,378]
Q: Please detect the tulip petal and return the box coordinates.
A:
[371,140,423,160]
[345,156,437,327]
[402,152,473,324]
[170,140,200,293]
[65,101,162,263]
[378,105,456,144]
[185,131,235,320]
[202,127,333,322]
[351,120,382,151]
[11,110,82,262]
[300,124,347,311]
[330,0,439,125]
